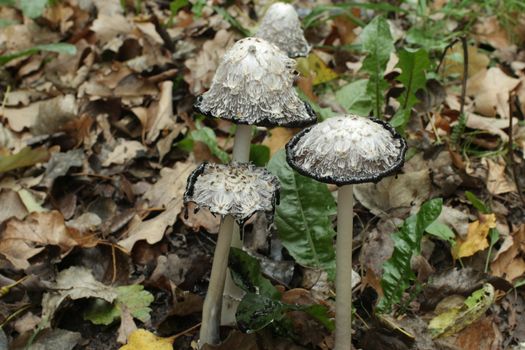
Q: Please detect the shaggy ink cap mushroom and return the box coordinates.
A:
[194,37,316,128]
[184,162,280,227]
[255,2,311,58]
[286,115,407,185]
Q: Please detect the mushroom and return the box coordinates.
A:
[255,2,311,58]
[195,36,316,166]
[184,162,280,347]
[285,115,407,350]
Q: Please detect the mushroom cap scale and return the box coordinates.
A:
[285,115,407,185]
[194,37,317,128]
[184,162,280,225]
[255,2,311,58]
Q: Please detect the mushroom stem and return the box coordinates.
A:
[220,124,251,326]
[232,124,252,164]
[335,184,354,350]
[199,215,235,347]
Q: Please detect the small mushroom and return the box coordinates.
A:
[255,2,311,58]
[184,162,280,347]
[195,37,316,164]
[285,115,407,350]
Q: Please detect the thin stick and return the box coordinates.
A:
[199,215,235,347]
[335,184,354,350]
[508,92,525,206]
[459,37,468,117]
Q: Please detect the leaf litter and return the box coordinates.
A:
[0,1,524,349]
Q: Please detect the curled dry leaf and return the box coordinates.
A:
[146,81,176,144]
[452,214,497,260]
[484,157,517,195]
[354,169,431,219]
[491,225,525,282]
[466,67,520,118]
[100,139,147,167]
[0,211,80,269]
[118,161,197,251]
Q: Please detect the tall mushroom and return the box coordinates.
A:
[285,115,407,350]
[255,2,311,58]
[194,36,316,323]
[184,162,280,347]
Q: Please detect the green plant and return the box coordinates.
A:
[0,43,77,66]
[378,198,443,313]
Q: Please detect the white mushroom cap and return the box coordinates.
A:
[255,2,310,58]
[184,162,280,225]
[286,115,407,185]
[194,37,316,128]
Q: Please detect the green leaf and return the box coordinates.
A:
[378,198,443,312]
[170,0,188,15]
[229,247,280,299]
[236,293,334,334]
[19,0,48,18]
[359,16,394,119]
[0,147,49,174]
[0,43,77,66]
[267,150,336,279]
[84,285,154,325]
[297,90,333,122]
[249,144,270,167]
[391,48,431,132]
[335,79,372,116]
[0,19,18,27]
[425,221,455,245]
[465,191,489,214]
[190,125,229,163]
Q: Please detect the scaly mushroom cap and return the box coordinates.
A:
[184,162,280,225]
[194,37,316,128]
[286,115,407,185]
[255,2,311,58]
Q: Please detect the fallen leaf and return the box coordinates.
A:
[29,328,82,350]
[100,139,147,167]
[40,266,117,328]
[117,306,138,344]
[354,169,431,219]
[474,16,511,50]
[443,44,490,78]
[452,214,496,259]
[119,329,174,350]
[466,113,518,142]
[491,225,525,282]
[118,161,196,251]
[466,67,520,117]
[143,162,196,208]
[262,127,296,157]
[146,81,176,144]
[454,316,500,350]
[296,52,338,85]
[0,211,80,269]
[485,157,517,195]
[0,189,28,225]
[0,147,50,174]
[41,149,84,187]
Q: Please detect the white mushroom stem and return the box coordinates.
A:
[200,215,235,347]
[335,184,354,350]
[219,124,252,326]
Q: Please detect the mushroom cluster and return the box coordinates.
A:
[185,6,315,348]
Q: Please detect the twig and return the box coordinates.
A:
[508,92,525,206]
[172,322,201,341]
[435,38,459,74]
[459,37,468,116]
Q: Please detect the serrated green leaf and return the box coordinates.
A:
[0,147,49,173]
[84,285,154,325]
[229,247,280,299]
[359,16,393,119]
[0,43,77,66]
[116,285,154,322]
[335,79,372,116]
[267,150,336,279]
[378,198,443,312]
[391,48,431,132]
[425,221,456,245]
[19,0,48,18]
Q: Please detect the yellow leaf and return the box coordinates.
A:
[452,214,496,259]
[119,329,174,350]
[296,53,338,85]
